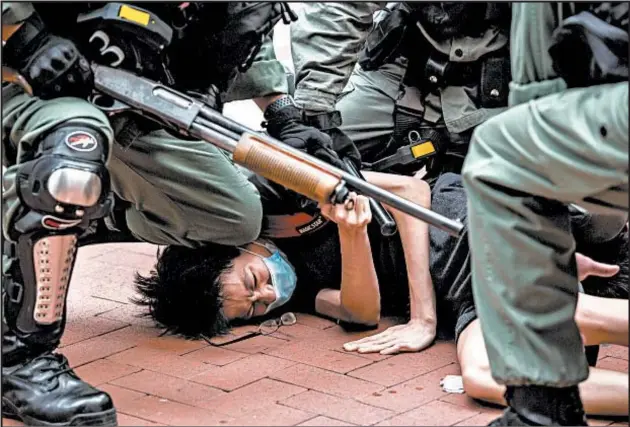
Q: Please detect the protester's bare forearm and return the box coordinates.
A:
[338,227,381,324]
[363,172,436,323]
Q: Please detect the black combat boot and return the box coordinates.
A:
[488,385,588,426]
[2,316,117,426]
[2,254,117,426]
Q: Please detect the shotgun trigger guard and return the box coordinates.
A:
[330,180,349,204]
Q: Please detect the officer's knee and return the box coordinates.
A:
[16,124,113,227]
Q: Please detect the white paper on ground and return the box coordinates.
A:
[440,374,465,394]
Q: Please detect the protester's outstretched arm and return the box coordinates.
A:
[344,172,437,355]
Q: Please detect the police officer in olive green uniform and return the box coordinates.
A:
[0,3,340,425]
[461,3,628,425]
[290,2,512,180]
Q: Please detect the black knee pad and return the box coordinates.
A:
[15,125,114,232]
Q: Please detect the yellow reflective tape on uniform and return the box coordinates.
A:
[411,141,436,158]
[118,5,150,26]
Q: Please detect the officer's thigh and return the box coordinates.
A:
[465,82,628,215]
[337,62,406,149]
[108,129,263,247]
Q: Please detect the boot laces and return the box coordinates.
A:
[34,353,76,380]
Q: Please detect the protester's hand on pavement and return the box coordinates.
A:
[342,319,436,355]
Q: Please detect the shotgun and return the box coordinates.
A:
[3,63,464,237]
[91,65,463,236]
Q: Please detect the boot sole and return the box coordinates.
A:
[2,398,117,426]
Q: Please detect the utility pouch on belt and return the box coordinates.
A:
[480,54,510,108]
[359,5,411,71]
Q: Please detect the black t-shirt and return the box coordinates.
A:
[251,173,471,336]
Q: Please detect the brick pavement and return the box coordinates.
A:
[2,242,628,426]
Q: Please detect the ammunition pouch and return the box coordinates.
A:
[359,5,413,71]
[406,46,510,108]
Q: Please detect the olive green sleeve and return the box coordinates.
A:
[508,2,569,106]
[222,33,289,103]
[290,2,385,113]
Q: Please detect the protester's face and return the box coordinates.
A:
[220,243,277,321]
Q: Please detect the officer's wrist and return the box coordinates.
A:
[263,94,298,120]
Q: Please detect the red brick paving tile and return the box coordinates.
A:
[66,294,123,319]
[190,353,296,391]
[270,363,384,399]
[74,359,141,386]
[117,413,166,426]
[298,416,356,426]
[183,345,248,366]
[60,316,128,347]
[400,362,461,389]
[599,345,629,361]
[90,249,156,271]
[282,390,394,425]
[62,331,138,368]
[454,408,504,426]
[97,303,157,328]
[63,324,161,367]
[440,393,503,413]
[266,341,373,373]
[135,335,208,355]
[105,242,161,257]
[225,403,313,426]
[347,351,454,387]
[112,370,226,409]
[116,395,234,426]
[357,363,460,412]
[295,313,337,330]
[598,357,629,373]
[107,347,213,379]
[207,378,307,417]
[76,244,117,260]
[99,384,147,407]
[270,323,331,341]
[376,400,480,426]
[223,335,289,354]
[1,418,24,426]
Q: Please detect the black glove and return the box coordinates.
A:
[6,33,93,100]
[264,101,347,169]
[264,100,362,212]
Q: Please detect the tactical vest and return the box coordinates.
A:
[358,3,511,177]
[359,2,512,107]
[31,2,295,92]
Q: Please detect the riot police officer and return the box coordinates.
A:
[462,3,628,425]
[1,2,341,425]
[289,2,512,181]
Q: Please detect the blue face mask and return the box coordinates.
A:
[240,241,297,314]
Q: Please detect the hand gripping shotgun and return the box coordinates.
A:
[15,64,454,236]
[90,65,464,236]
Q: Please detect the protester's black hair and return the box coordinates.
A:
[133,243,241,339]
[578,225,629,299]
